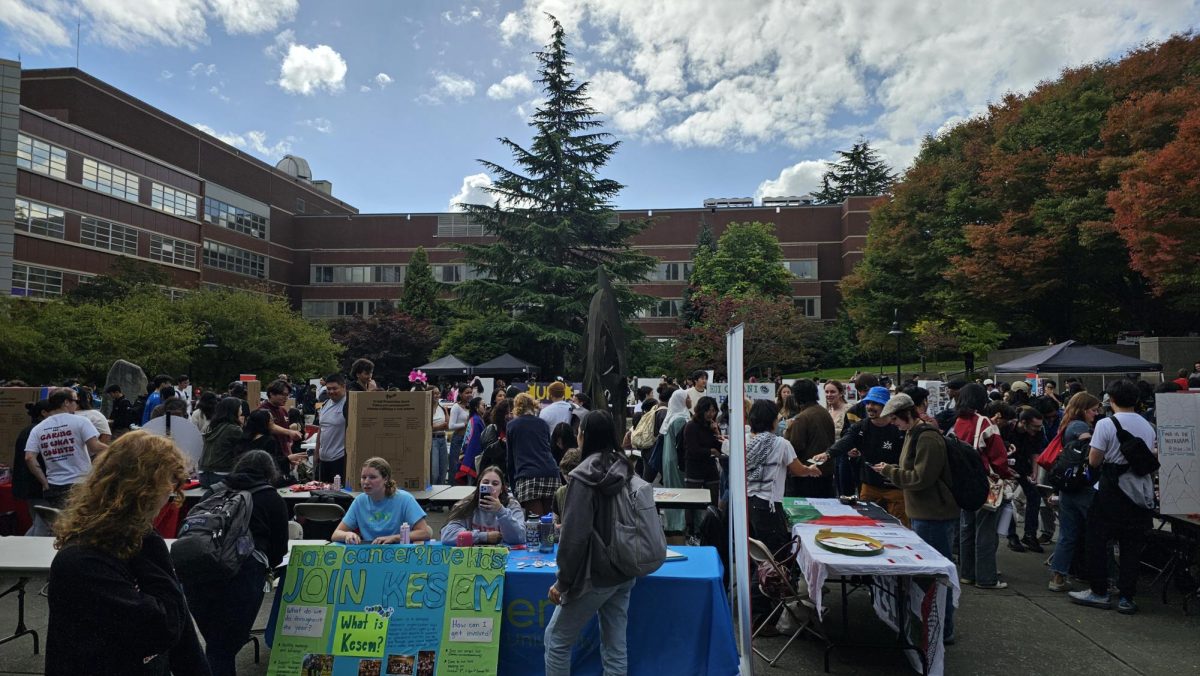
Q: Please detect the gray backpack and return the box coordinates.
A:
[605,475,667,577]
[171,484,270,583]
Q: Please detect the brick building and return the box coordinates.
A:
[0,64,871,338]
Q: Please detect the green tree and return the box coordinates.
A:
[627,335,677,378]
[330,309,437,389]
[401,246,446,323]
[675,290,820,375]
[433,313,539,366]
[679,219,716,327]
[454,15,656,377]
[688,221,793,297]
[812,139,897,204]
[66,256,169,305]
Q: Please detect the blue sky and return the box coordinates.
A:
[3,0,1198,214]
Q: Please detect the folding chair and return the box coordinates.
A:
[748,537,818,667]
[293,502,345,541]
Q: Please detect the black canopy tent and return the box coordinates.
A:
[471,353,540,377]
[414,354,474,377]
[993,341,1162,384]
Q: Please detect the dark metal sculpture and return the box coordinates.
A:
[583,268,630,448]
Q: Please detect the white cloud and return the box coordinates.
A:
[442,6,483,25]
[208,85,230,102]
[755,160,828,201]
[160,69,174,80]
[299,117,333,133]
[449,173,496,211]
[192,123,293,160]
[486,73,534,100]
[419,72,477,104]
[360,84,372,92]
[189,62,217,77]
[375,72,393,88]
[499,0,1200,167]
[277,42,347,95]
[1,0,298,50]
[264,28,294,57]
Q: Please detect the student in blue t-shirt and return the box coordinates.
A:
[332,457,432,544]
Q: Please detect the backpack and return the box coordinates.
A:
[603,474,667,577]
[1050,437,1094,493]
[171,484,271,583]
[923,427,989,511]
[1110,416,1159,477]
[631,405,664,450]
[643,431,665,482]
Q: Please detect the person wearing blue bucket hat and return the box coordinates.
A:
[811,385,909,525]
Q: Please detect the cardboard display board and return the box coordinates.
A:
[268,544,507,676]
[246,380,262,406]
[0,388,48,461]
[1156,393,1200,515]
[346,391,432,492]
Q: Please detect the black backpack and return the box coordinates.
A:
[171,484,271,583]
[1050,437,1094,493]
[1111,416,1159,477]
[923,428,989,511]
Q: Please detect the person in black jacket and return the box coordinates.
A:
[184,450,289,676]
[681,396,724,536]
[47,431,209,676]
[10,399,48,535]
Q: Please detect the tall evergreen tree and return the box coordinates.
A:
[811,139,897,204]
[679,219,716,327]
[401,246,444,323]
[455,15,655,376]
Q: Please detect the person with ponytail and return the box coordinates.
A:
[332,457,432,544]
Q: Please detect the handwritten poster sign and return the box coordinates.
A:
[268,545,508,676]
[918,381,949,417]
[1156,393,1200,516]
[707,383,776,401]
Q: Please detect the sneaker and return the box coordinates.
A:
[1048,578,1069,592]
[975,581,1008,590]
[1038,533,1054,544]
[1007,537,1026,553]
[1117,598,1138,615]
[1068,590,1112,609]
[959,577,975,585]
[1021,536,1045,553]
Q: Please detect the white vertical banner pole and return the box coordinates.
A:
[725,324,754,674]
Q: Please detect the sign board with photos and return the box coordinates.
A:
[268,544,507,676]
[918,381,950,417]
[707,382,776,401]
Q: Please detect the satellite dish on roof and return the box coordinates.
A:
[276,155,312,181]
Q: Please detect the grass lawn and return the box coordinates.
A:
[782,359,985,382]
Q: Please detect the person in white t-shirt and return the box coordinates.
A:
[684,370,709,412]
[745,399,822,554]
[74,386,112,444]
[175,374,194,414]
[538,382,574,433]
[25,389,108,506]
[1069,379,1157,615]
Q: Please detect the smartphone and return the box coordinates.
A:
[479,484,492,496]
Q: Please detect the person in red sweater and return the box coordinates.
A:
[954,383,1014,589]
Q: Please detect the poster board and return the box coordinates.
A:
[1156,393,1200,516]
[268,544,507,676]
[346,391,432,491]
[0,388,48,458]
[514,382,582,404]
[919,381,949,417]
[246,380,262,405]
[707,383,776,402]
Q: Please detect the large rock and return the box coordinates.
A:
[104,360,147,416]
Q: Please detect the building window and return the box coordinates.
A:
[647,262,691,281]
[151,183,198,218]
[782,259,818,279]
[149,234,198,268]
[81,217,138,255]
[203,240,267,278]
[160,287,188,301]
[81,158,139,201]
[436,214,485,237]
[433,264,487,284]
[302,300,384,319]
[794,297,820,318]
[204,197,268,239]
[310,265,406,284]
[14,199,65,238]
[16,134,67,179]
[639,299,681,318]
[295,197,305,214]
[11,264,63,298]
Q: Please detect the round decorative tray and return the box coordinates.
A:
[814,529,884,556]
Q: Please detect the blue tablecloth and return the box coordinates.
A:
[266,545,738,676]
[500,546,738,676]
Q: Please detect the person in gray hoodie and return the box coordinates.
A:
[544,410,636,676]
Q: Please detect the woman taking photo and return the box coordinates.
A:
[955,383,1015,590]
[333,457,432,544]
[659,388,690,534]
[506,393,561,515]
[824,380,851,437]
[455,397,487,484]
[1048,392,1102,593]
[184,450,288,676]
[545,410,638,676]
[439,465,525,545]
[198,397,247,488]
[47,431,207,676]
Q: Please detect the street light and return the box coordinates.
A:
[192,321,219,386]
[888,309,903,388]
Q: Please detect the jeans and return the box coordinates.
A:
[544,578,636,676]
[911,518,957,639]
[1086,484,1150,599]
[1036,467,1057,538]
[1050,489,1093,576]
[185,561,266,676]
[959,506,1001,585]
[431,435,449,485]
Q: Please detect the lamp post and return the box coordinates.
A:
[888,309,903,388]
[190,321,219,388]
